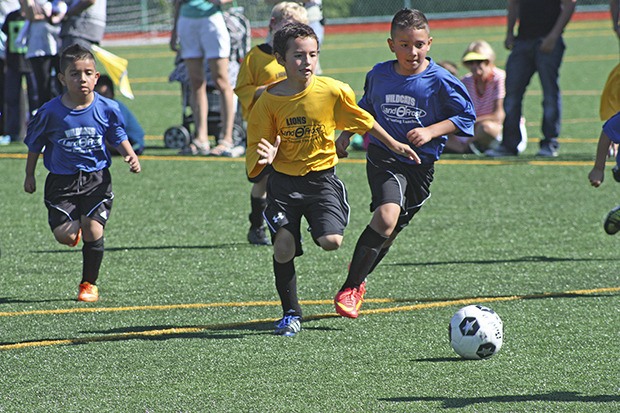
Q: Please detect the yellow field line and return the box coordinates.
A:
[0,286,617,351]
[0,152,608,167]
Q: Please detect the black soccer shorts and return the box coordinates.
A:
[264,168,350,256]
[366,144,434,232]
[44,168,114,230]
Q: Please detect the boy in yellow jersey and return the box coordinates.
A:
[235,2,308,246]
[246,23,419,336]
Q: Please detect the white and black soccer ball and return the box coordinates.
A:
[448,305,503,360]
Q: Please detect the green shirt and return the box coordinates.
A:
[180,0,221,18]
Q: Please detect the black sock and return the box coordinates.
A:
[341,226,388,290]
[273,256,301,317]
[82,237,104,285]
[368,246,391,275]
[249,196,267,228]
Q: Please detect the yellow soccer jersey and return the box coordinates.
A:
[234,44,287,120]
[600,62,620,121]
[246,76,375,178]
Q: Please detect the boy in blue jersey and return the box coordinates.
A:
[588,111,620,234]
[24,44,141,302]
[333,9,476,318]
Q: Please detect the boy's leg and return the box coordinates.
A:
[80,216,105,285]
[248,174,270,245]
[272,228,302,337]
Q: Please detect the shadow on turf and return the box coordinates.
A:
[388,255,620,267]
[0,297,71,305]
[33,243,251,254]
[378,391,620,408]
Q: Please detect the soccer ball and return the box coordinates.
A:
[448,305,503,360]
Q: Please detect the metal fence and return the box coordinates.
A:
[106,0,610,34]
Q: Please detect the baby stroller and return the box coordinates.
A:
[164,7,251,156]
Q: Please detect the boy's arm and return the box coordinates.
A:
[588,131,612,187]
[115,140,141,173]
[612,0,620,38]
[24,151,39,193]
[368,122,420,163]
[257,136,281,165]
[505,0,519,50]
[335,131,354,158]
[406,119,458,148]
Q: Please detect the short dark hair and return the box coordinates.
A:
[59,43,96,73]
[96,74,115,97]
[273,22,318,60]
[391,9,429,38]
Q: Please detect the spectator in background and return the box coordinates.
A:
[95,74,145,155]
[60,0,106,50]
[611,0,620,41]
[303,1,324,73]
[170,0,236,156]
[266,0,325,73]
[0,0,21,143]
[445,40,527,155]
[1,7,38,144]
[486,0,576,158]
[20,0,64,109]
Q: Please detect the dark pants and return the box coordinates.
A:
[4,67,38,140]
[502,37,565,152]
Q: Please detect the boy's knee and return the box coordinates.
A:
[273,230,297,263]
[53,228,79,246]
[317,234,343,251]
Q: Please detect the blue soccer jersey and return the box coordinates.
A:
[25,93,128,175]
[359,58,476,164]
[603,111,620,144]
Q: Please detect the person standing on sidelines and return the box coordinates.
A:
[60,0,106,50]
[23,44,141,302]
[170,0,236,156]
[486,0,576,158]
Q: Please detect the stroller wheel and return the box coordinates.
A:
[164,126,191,149]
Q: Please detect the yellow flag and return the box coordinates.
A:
[91,45,135,100]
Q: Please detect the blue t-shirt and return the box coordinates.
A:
[24,93,128,175]
[359,58,476,164]
[603,112,620,144]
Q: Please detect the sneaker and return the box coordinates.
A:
[69,228,82,247]
[274,312,301,336]
[334,281,366,319]
[536,143,558,157]
[78,282,99,302]
[485,146,518,157]
[247,225,270,245]
[603,205,620,235]
[612,165,620,183]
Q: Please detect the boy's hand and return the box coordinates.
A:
[124,155,141,173]
[588,168,604,187]
[335,134,351,158]
[24,176,36,194]
[257,136,281,165]
[389,141,421,163]
[406,127,434,147]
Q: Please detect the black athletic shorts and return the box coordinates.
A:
[247,164,274,184]
[366,144,434,232]
[264,167,350,256]
[44,168,114,230]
